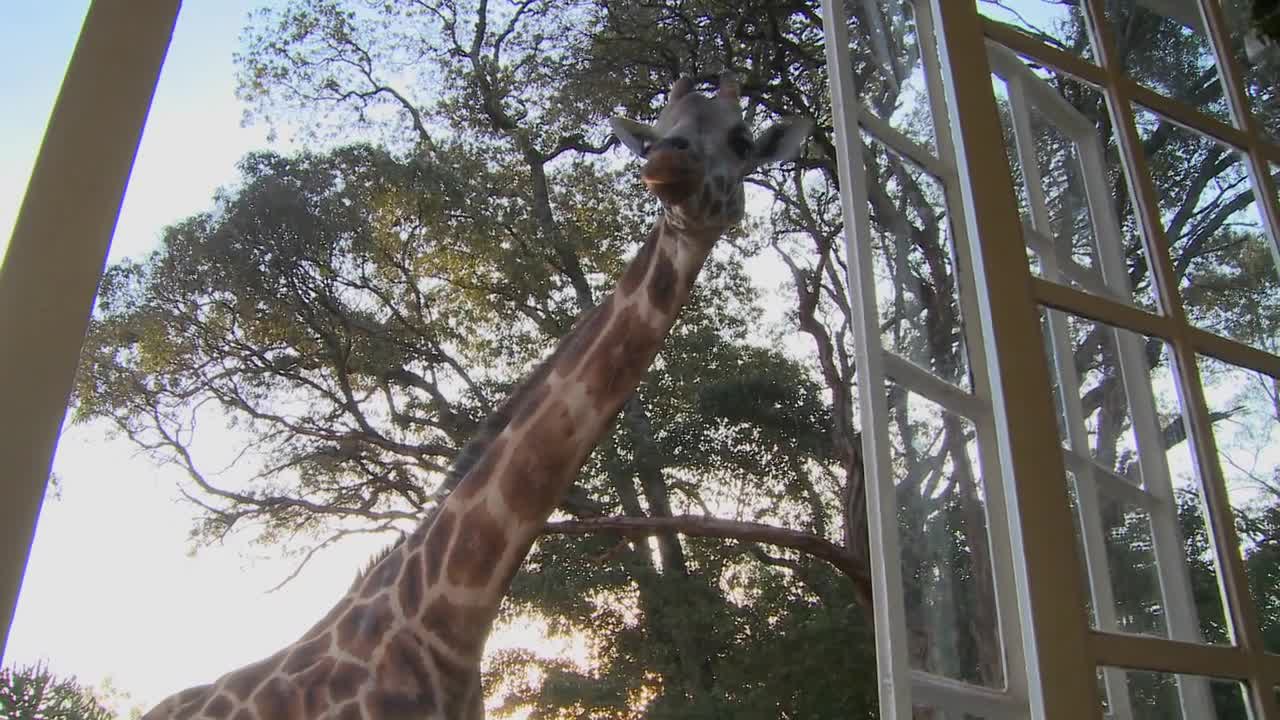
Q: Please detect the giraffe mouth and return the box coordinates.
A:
[641,149,702,205]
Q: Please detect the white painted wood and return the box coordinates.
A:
[932,1,1102,716]
[821,0,915,715]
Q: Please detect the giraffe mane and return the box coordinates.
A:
[347,497,457,592]
[348,532,408,592]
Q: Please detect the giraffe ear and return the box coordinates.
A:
[610,117,660,159]
[750,117,814,168]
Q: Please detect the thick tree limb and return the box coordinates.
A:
[545,515,873,602]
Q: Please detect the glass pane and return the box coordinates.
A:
[1132,105,1280,351]
[1039,310,1230,642]
[991,55,1156,309]
[976,0,1096,62]
[1197,355,1280,653]
[865,135,973,391]
[888,386,1003,688]
[1100,0,1233,125]
[1217,0,1280,142]
[1101,668,1249,720]
[861,0,941,156]
[1097,493,1169,636]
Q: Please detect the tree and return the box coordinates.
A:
[0,663,114,720]
[73,0,1280,715]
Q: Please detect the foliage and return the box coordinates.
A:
[0,663,114,720]
[73,0,1280,716]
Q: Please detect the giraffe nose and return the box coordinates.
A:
[640,144,702,204]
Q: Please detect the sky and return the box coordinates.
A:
[0,2,398,713]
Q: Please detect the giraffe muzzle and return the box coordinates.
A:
[640,148,702,205]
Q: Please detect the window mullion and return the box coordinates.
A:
[930,2,1101,717]
[820,1,915,716]
[915,1,1030,702]
[1003,54,1133,718]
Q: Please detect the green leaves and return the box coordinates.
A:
[0,663,115,720]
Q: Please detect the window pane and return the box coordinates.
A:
[865,135,974,391]
[1039,310,1230,643]
[976,0,1096,63]
[1197,355,1280,653]
[1099,0,1233,126]
[888,386,1003,687]
[1216,1,1280,142]
[1100,667,1249,720]
[991,55,1156,309]
[1132,105,1280,352]
[862,0,942,156]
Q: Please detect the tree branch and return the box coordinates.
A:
[545,515,872,601]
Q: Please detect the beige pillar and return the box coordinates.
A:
[0,0,181,659]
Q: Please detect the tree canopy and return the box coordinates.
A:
[0,663,115,720]
[74,0,1280,716]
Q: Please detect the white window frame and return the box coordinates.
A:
[822,0,1280,718]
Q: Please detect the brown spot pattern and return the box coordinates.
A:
[422,508,455,587]
[328,662,369,703]
[337,703,362,720]
[371,633,438,716]
[647,250,679,313]
[445,505,508,588]
[335,595,394,659]
[360,548,403,598]
[454,435,507,502]
[222,656,277,702]
[426,645,475,702]
[580,309,663,403]
[282,635,329,674]
[203,694,234,718]
[508,381,551,431]
[231,708,254,720]
[552,295,615,378]
[420,596,493,658]
[295,658,336,717]
[302,685,327,719]
[252,677,302,720]
[172,685,213,720]
[620,226,660,295]
[500,403,580,524]
[399,549,424,616]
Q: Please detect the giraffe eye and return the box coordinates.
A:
[729,129,753,158]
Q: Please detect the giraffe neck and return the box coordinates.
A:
[140,215,723,720]
[346,213,722,714]
[425,211,716,613]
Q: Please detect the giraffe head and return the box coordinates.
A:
[611,72,812,232]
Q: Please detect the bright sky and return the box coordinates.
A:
[0,3,396,713]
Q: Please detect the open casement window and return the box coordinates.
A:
[821,0,1280,718]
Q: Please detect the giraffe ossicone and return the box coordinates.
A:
[142,72,812,720]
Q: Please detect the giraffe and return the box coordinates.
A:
[141,72,812,720]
